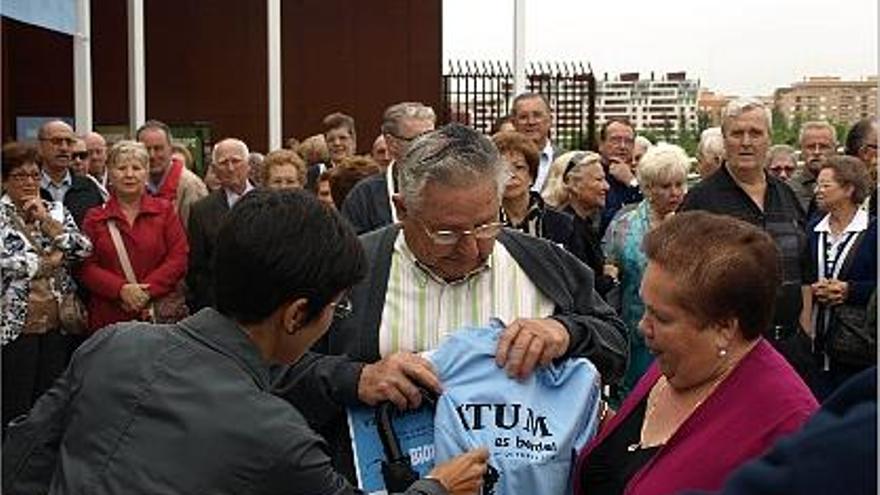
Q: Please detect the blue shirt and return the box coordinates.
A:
[427,321,602,495]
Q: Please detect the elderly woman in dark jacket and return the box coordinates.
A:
[802,156,877,399]
[1,142,92,429]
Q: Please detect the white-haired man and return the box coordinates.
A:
[187,138,254,311]
[341,102,436,234]
[681,98,808,368]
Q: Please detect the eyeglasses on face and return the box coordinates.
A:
[331,296,353,320]
[72,152,88,160]
[421,220,503,246]
[7,171,41,183]
[386,130,430,144]
[39,136,76,147]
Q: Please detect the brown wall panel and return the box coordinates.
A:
[2,17,74,142]
[3,0,441,152]
[282,0,441,152]
[144,1,268,150]
[91,0,128,127]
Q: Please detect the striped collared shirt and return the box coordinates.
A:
[378,233,556,357]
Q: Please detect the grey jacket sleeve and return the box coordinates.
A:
[500,230,629,384]
[271,352,365,431]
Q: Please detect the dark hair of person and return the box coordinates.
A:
[643,211,780,340]
[820,156,871,205]
[322,112,356,140]
[213,189,367,323]
[328,156,381,209]
[2,142,41,181]
[135,119,173,143]
[491,115,514,134]
[492,131,540,180]
[845,118,878,156]
[599,118,634,142]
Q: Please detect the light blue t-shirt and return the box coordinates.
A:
[426,320,601,495]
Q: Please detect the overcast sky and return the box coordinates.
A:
[442,0,878,97]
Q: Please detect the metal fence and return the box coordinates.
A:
[442,61,597,151]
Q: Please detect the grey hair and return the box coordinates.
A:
[798,120,838,147]
[637,143,690,190]
[765,144,797,168]
[697,127,724,160]
[212,138,250,163]
[107,140,149,169]
[559,151,603,209]
[398,124,506,211]
[634,135,653,153]
[381,102,437,136]
[721,97,771,136]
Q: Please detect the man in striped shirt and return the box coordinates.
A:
[292,123,628,484]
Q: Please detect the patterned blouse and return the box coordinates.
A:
[602,199,653,394]
[1,194,93,345]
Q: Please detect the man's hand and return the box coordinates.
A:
[496,318,570,379]
[608,157,635,185]
[426,447,489,495]
[358,352,441,409]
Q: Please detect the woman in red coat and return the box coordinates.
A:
[80,141,188,332]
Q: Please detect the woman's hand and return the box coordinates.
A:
[426,448,489,495]
[120,283,151,312]
[811,279,848,306]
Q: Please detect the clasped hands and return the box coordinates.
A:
[811,278,848,306]
[120,283,151,313]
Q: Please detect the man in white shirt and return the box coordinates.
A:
[511,92,562,192]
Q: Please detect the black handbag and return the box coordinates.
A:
[828,295,876,367]
[825,232,875,367]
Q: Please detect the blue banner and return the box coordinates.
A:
[1,0,76,35]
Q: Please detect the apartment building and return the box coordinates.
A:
[596,72,700,134]
[775,76,878,127]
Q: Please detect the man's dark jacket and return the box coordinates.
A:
[186,189,229,311]
[40,175,104,228]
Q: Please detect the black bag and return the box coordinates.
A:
[828,294,876,367]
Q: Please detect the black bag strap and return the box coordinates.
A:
[837,229,867,279]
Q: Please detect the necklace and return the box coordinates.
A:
[626,372,726,452]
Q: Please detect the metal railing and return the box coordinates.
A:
[442,60,597,151]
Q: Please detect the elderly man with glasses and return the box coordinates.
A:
[283,123,628,483]
[37,120,104,227]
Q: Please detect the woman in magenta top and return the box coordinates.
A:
[575,211,818,495]
[80,141,188,332]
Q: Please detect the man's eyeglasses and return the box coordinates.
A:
[332,296,353,320]
[8,172,41,183]
[421,220,503,246]
[386,131,429,144]
[72,152,88,160]
[39,136,76,147]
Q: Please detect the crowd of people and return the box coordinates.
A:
[0,93,876,494]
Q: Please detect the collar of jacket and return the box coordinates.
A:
[177,307,273,390]
[89,193,166,223]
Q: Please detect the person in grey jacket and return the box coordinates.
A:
[291,124,628,482]
[2,190,488,495]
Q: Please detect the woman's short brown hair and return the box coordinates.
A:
[328,156,381,209]
[821,156,871,205]
[491,131,540,180]
[2,142,40,181]
[643,211,780,340]
[263,149,307,187]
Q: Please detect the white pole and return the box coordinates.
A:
[268,0,282,150]
[128,0,146,135]
[73,0,93,133]
[513,0,526,97]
